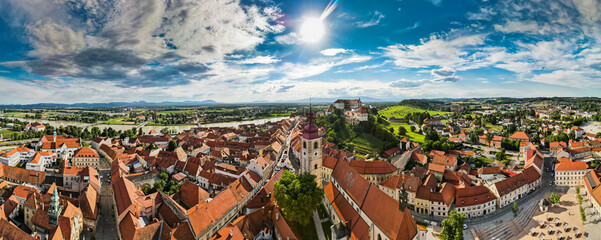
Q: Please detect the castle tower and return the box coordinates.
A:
[48,188,62,226]
[301,107,323,187]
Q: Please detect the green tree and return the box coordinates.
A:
[166,140,178,152]
[512,202,519,216]
[410,126,416,132]
[159,172,169,181]
[153,180,165,190]
[440,210,465,240]
[398,126,407,136]
[273,171,323,225]
[550,192,560,205]
[495,149,506,161]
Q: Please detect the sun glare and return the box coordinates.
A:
[300,17,325,43]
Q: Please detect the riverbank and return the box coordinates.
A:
[1,115,288,133]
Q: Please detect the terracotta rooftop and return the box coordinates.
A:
[455,185,496,207]
[556,160,588,171]
[348,159,397,175]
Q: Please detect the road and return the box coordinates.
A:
[0,138,39,146]
[94,158,118,240]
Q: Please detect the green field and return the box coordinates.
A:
[0,129,17,138]
[348,133,387,154]
[387,122,425,143]
[157,110,197,114]
[379,105,451,119]
[105,118,135,125]
[377,105,451,143]
[485,122,502,131]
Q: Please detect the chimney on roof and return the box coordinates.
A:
[229,230,233,237]
[276,213,279,220]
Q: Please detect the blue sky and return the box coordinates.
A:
[0,0,600,104]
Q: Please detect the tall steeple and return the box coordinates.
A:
[302,105,319,140]
[300,103,323,186]
[48,188,62,226]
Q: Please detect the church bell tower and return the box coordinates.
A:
[301,107,323,186]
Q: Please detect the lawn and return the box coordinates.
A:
[288,216,318,240]
[0,129,17,138]
[348,133,387,154]
[379,105,451,119]
[387,122,426,143]
[105,118,135,125]
[485,122,502,131]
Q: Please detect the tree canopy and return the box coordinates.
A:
[166,140,178,152]
[550,192,560,204]
[441,210,465,240]
[273,171,323,225]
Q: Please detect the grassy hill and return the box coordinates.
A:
[379,105,451,119]
[317,114,397,156]
[378,105,451,143]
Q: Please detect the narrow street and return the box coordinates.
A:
[94,158,118,240]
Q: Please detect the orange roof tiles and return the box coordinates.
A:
[73,147,99,158]
[432,154,457,167]
[187,188,239,238]
[509,131,532,141]
[428,163,445,173]
[494,173,527,197]
[555,160,588,171]
[379,174,421,193]
[1,164,46,185]
[112,176,138,216]
[455,186,496,207]
[331,161,370,205]
[347,159,397,175]
[361,185,417,240]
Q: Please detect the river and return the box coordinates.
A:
[0,116,289,133]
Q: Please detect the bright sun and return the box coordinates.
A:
[300,17,325,43]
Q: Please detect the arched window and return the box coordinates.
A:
[303,142,307,149]
[314,141,318,149]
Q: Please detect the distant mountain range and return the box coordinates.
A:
[0,100,219,108]
[0,96,396,108]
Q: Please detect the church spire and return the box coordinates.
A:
[302,103,319,140]
[49,188,62,226]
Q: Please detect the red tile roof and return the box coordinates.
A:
[361,185,418,240]
[509,132,532,141]
[73,147,99,158]
[494,173,527,197]
[331,160,370,205]
[348,159,397,175]
[555,160,588,171]
[455,186,496,207]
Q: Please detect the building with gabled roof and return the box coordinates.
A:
[38,133,82,159]
[378,173,422,210]
[488,172,528,208]
[509,131,532,142]
[323,158,418,240]
[0,145,34,166]
[72,147,100,168]
[455,185,496,218]
[584,169,601,220]
[555,160,588,187]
